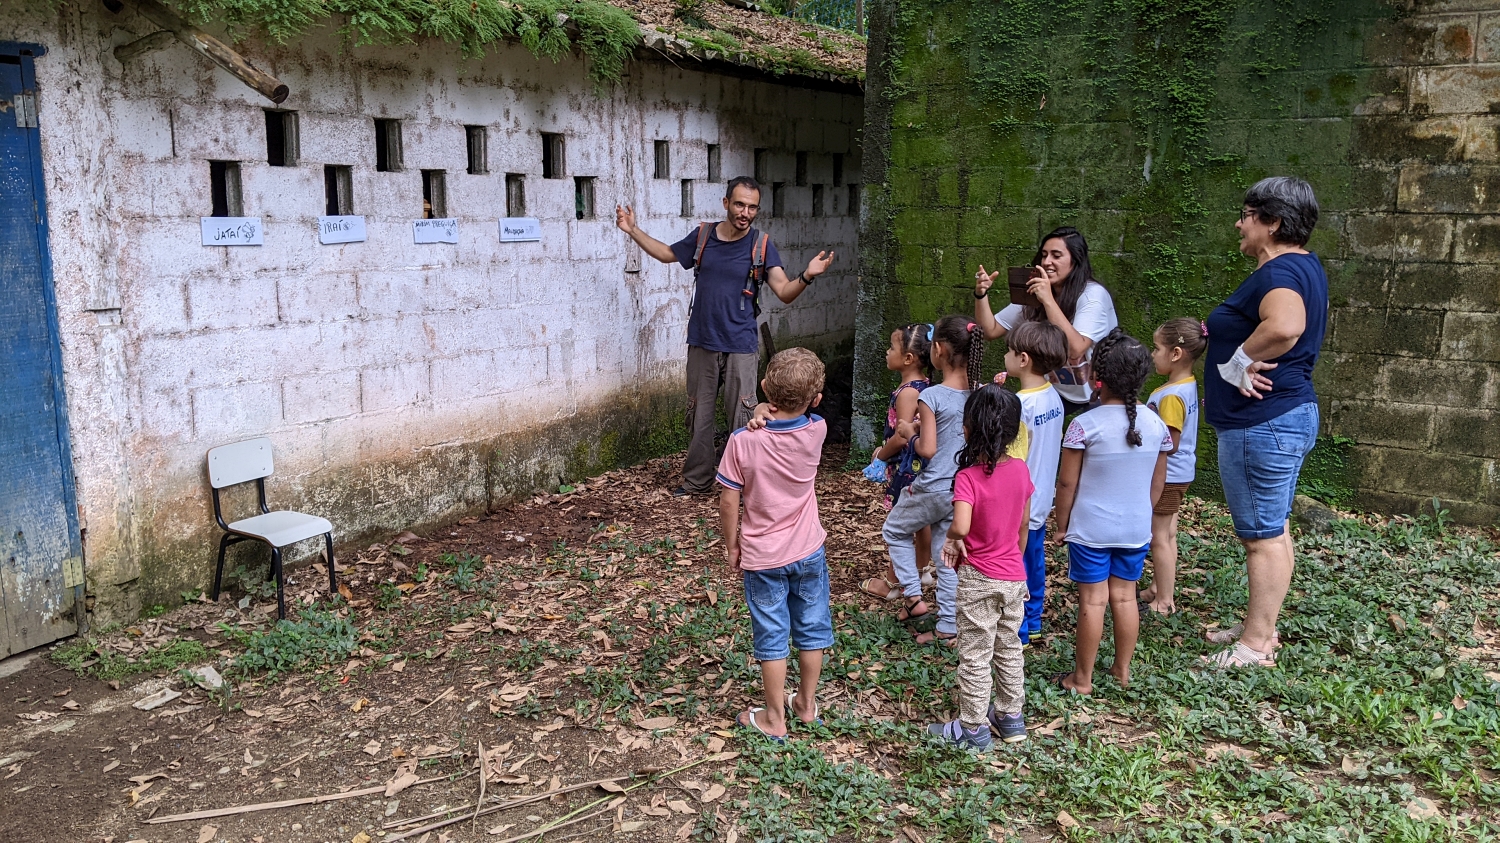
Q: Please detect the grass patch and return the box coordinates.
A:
[220,608,357,679]
[51,637,211,682]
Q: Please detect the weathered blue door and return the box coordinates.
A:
[0,43,80,658]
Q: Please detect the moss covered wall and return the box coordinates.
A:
[859,0,1500,524]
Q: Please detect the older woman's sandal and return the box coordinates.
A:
[860,576,904,601]
[1204,623,1280,649]
[1203,641,1276,668]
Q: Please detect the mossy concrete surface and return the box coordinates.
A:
[859,0,1500,523]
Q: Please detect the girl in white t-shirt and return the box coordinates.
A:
[973,226,1119,413]
[1052,329,1172,695]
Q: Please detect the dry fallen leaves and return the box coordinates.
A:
[1056,810,1081,830]
[196,825,218,843]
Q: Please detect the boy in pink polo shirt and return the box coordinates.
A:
[717,348,832,742]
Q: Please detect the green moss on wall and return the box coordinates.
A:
[857,0,1393,504]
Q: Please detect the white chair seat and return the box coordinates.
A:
[227,511,333,547]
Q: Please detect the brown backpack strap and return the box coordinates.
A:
[691,222,712,273]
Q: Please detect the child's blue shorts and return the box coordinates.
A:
[1067,542,1148,584]
[742,546,835,661]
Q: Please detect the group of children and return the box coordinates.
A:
[717,314,1207,750]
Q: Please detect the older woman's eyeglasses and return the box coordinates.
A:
[1238,208,1256,222]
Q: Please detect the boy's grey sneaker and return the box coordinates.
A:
[987,706,1028,743]
[927,718,992,754]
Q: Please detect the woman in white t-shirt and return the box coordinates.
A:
[973,226,1119,413]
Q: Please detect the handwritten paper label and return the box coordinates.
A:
[499,217,541,242]
[413,218,459,244]
[200,217,263,246]
[318,215,366,244]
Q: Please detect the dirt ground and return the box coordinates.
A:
[1,446,892,843]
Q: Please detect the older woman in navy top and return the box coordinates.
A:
[1202,177,1329,669]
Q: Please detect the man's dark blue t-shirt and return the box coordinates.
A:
[670,224,783,355]
[1205,251,1328,431]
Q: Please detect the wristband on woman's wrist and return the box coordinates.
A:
[973,288,987,299]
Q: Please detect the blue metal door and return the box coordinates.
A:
[0,43,80,657]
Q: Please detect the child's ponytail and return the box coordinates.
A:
[1091,328,1151,447]
[931,315,984,388]
[966,322,985,391]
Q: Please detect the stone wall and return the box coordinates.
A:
[6,2,863,620]
[859,0,1500,524]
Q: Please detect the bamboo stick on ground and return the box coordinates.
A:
[382,775,632,830]
[144,773,461,824]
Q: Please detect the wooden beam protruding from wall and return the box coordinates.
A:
[106,0,289,103]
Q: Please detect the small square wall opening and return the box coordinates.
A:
[465,126,488,175]
[575,176,596,220]
[209,160,243,217]
[324,165,353,215]
[374,118,403,172]
[753,148,769,184]
[811,184,824,217]
[422,170,447,219]
[264,110,298,167]
[795,151,808,187]
[542,133,566,179]
[653,140,670,179]
[506,174,526,217]
[707,144,721,183]
[771,182,785,218]
[847,183,860,217]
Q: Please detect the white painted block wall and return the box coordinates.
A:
[0,4,862,618]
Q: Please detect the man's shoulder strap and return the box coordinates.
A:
[749,229,770,279]
[691,222,713,271]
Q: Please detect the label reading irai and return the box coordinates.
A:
[413,218,459,244]
[200,217,263,246]
[499,217,541,242]
[318,215,367,245]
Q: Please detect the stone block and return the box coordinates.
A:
[185,274,280,331]
[193,381,283,442]
[361,361,431,413]
[1327,399,1434,449]
[893,208,959,246]
[1348,165,1398,214]
[1332,307,1444,357]
[1343,213,1453,262]
[1433,408,1500,457]
[1410,66,1500,115]
[282,369,361,425]
[1351,116,1465,165]
[1365,15,1477,66]
[1356,444,1486,501]
[1384,357,1494,407]
[1398,164,1500,213]
[1440,311,1500,361]
[1480,13,1500,61]
[430,351,501,402]
[1389,262,1500,310]
[1324,258,1390,309]
[1453,216,1500,262]
[1314,352,1392,401]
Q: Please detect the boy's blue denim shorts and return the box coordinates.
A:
[1216,402,1319,540]
[1067,543,1148,584]
[742,546,835,661]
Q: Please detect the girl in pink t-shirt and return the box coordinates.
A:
[928,385,1034,752]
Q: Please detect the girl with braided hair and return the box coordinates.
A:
[879,315,988,646]
[1051,328,1173,694]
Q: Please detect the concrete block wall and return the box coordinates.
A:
[3,3,863,620]
[1321,3,1500,523]
[861,0,1500,524]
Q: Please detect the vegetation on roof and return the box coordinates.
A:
[170,0,642,85]
[165,0,864,86]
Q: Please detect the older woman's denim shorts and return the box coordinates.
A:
[1216,402,1319,540]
